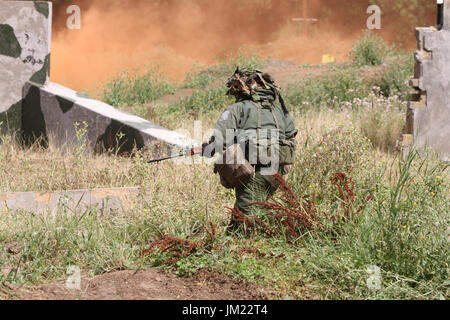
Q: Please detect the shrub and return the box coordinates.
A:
[286,126,376,203]
[245,135,449,298]
[286,67,369,111]
[286,52,412,113]
[182,68,217,89]
[102,66,174,107]
[169,86,234,113]
[350,30,392,67]
[355,91,407,152]
[376,54,414,100]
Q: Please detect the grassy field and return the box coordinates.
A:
[0,33,448,300]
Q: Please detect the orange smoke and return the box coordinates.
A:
[49,0,434,92]
[51,0,295,91]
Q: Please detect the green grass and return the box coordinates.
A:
[357,93,406,152]
[1,37,447,300]
[142,139,449,300]
[350,30,393,67]
[286,32,413,113]
[2,109,447,300]
[182,68,217,90]
[286,66,371,111]
[101,66,175,107]
[285,57,413,113]
[378,53,415,100]
[169,86,234,114]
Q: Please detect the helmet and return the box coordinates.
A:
[225,67,289,114]
[225,67,274,97]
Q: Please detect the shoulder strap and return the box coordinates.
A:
[247,100,280,133]
[270,107,280,130]
[245,100,262,143]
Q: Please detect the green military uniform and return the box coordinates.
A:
[208,69,298,215]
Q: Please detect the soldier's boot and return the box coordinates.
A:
[226,205,243,235]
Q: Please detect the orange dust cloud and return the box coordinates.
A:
[49,0,434,92]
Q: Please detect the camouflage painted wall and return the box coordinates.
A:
[22,81,198,155]
[0,1,52,133]
[406,0,450,162]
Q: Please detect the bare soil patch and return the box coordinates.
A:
[264,59,386,88]
[264,59,327,88]
[154,88,195,105]
[2,269,273,300]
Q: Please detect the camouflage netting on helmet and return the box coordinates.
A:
[225,67,289,114]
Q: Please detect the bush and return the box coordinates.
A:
[169,86,234,113]
[182,68,217,89]
[102,66,174,107]
[376,54,414,100]
[355,91,407,152]
[286,67,370,111]
[246,131,449,298]
[350,30,392,67]
[368,151,449,285]
[287,126,376,201]
[286,51,412,113]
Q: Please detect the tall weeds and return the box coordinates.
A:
[102,66,174,107]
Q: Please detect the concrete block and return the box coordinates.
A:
[0,1,52,133]
[22,81,197,155]
[402,134,413,146]
[409,79,420,88]
[445,0,450,30]
[1,1,197,156]
[0,187,141,215]
[406,0,450,161]
[408,100,426,109]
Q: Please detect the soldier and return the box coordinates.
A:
[202,68,298,230]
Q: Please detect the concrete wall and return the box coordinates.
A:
[1,1,198,155]
[406,0,450,162]
[0,1,52,133]
[0,187,141,215]
[22,81,197,155]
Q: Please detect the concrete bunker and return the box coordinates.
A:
[0,0,197,156]
[404,0,450,162]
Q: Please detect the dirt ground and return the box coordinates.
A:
[0,268,273,300]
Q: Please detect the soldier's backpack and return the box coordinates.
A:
[245,100,297,167]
